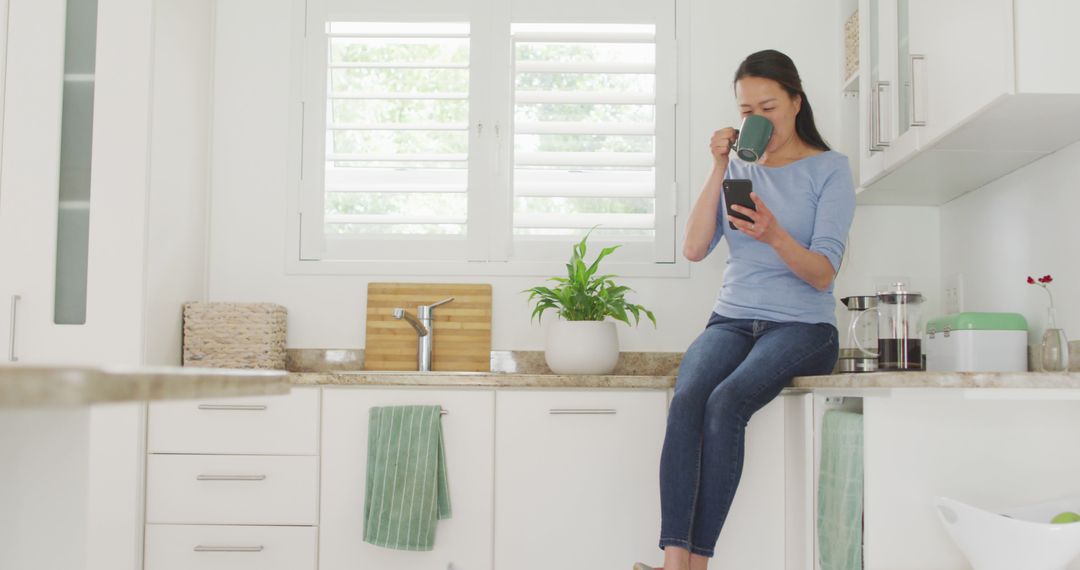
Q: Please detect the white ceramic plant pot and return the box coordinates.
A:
[544,319,620,375]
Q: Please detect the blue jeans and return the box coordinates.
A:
[658,312,838,557]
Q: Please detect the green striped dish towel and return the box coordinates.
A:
[817,410,863,570]
[363,405,452,551]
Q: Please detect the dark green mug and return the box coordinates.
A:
[735,115,774,162]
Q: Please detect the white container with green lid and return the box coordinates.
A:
[925,312,1028,372]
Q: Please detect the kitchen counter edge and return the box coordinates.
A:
[291,370,1080,391]
[0,365,290,408]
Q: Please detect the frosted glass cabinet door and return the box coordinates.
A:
[857,0,888,186]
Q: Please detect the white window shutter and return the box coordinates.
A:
[510,23,667,254]
[321,22,472,238]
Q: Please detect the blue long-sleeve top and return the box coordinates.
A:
[707,150,856,326]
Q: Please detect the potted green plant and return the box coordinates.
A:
[524,229,656,375]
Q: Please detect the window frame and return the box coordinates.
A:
[285,0,691,277]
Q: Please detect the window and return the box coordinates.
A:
[323,22,470,238]
[512,24,657,241]
[296,1,677,269]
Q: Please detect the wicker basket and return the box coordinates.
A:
[182,302,287,369]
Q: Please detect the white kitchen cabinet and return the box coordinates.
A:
[0,0,69,363]
[856,0,895,187]
[854,0,1080,205]
[493,389,667,569]
[0,0,12,364]
[862,395,1080,570]
[144,388,321,570]
[784,393,815,570]
[902,0,1013,151]
[713,395,792,569]
[320,387,495,570]
[0,0,165,365]
[0,0,209,365]
[493,389,797,570]
[0,3,166,569]
[860,0,1011,190]
[1,2,219,569]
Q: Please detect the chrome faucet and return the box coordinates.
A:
[392,297,454,371]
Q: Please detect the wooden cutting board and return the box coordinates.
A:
[364,283,492,372]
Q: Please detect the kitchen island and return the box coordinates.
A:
[0,365,290,570]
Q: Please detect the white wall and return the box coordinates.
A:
[941,139,1080,345]
[143,0,214,364]
[207,0,941,351]
[836,206,941,317]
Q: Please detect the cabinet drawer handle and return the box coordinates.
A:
[878,81,892,146]
[869,82,884,152]
[194,545,264,553]
[909,54,927,127]
[8,295,20,362]
[872,80,891,150]
[549,408,617,415]
[196,474,267,481]
[197,404,268,411]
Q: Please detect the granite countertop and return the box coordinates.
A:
[286,348,1080,390]
[793,371,1080,390]
[0,365,290,408]
[290,370,1080,390]
[291,371,676,389]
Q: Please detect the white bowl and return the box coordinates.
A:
[935,495,1080,570]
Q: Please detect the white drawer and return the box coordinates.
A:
[146,455,318,525]
[148,388,318,455]
[145,524,317,570]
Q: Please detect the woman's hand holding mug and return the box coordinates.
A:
[710,127,739,167]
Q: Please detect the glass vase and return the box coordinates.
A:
[1040,308,1070,372]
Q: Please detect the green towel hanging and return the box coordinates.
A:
[363,405,452,551]
[817,409,863,570]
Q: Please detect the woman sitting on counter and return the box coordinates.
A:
[635,49,855,570]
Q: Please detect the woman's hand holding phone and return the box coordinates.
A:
[726,189,782,246]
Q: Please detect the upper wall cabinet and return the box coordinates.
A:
[851,0,1080,205]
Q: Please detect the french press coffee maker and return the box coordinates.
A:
[838,295,878,373]
[854,282,925,371]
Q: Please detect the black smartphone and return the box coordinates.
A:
[722,179,756,231]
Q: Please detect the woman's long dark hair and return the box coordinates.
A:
[734,49,830,151]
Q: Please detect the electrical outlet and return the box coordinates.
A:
[944,287,959,314]
[943,273,964,314]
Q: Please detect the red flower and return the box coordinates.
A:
[1028,273,1057,309]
